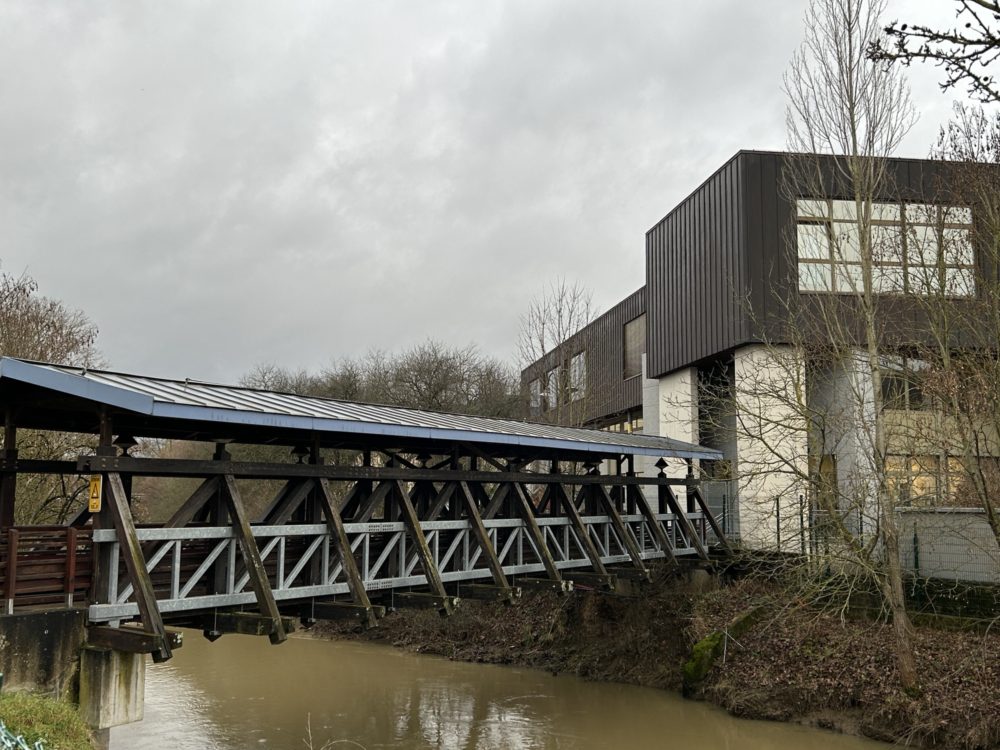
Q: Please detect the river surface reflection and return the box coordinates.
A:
[114,632,886,749]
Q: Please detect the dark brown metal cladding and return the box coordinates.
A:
[646,150,997,380]
[521,287,646,425]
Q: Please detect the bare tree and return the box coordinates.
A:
[517,279,596,426]
[0,270,104,523]
[716,0,923,693]
[872,1,1000,104]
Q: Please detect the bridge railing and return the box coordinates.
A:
[87,510,704,623]
[1,526,92,613]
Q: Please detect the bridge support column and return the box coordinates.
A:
[78,646,145,731]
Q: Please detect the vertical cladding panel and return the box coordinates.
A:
[646,152,752,378]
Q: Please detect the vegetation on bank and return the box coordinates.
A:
[0,692,93,750]
[314,570,1000,750]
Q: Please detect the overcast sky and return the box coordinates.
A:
[0,1,968,383]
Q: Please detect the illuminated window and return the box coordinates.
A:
[796,199,974,297]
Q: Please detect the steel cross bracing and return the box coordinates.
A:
[88,510,706,621]
[85,472,716,627]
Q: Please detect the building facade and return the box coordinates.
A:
[523,150,995,549]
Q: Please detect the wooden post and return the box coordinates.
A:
[315,478,378,628]
[4,528,18,614]
[64,527,78,606]
[105,473,172,662]
[220,475,287,644]
[0,413,16,529]
[393,480,453,615]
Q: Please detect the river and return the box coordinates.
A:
[113,632,886,749]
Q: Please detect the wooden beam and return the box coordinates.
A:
[456,583,520,603]
[629,484,678,566]
[161,477,221,529]
[393,592,459,611]
[350,480,393,522]
[458,482,511,591]
[661,483,709,561]
[260,479,313,525]
[393,480,453,614]
[309,600,385,625]
[512,483,563,585]
[204,611,297,638]
[552,483,610,581]
[105,473,172,662]
[0,414,16,529]
[595,484,650,581]
[87,626,184,654]
[689,486,734,554]
[75,456,693,486]
[315,478,377,629]
[220,475,286,644]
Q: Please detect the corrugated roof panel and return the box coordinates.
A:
[0,358,721,460]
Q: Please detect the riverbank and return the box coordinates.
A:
[0,691,94,750]
[313,571,1000,749]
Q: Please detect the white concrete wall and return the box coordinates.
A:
[807,351,879,540]
[733,344,809,550]
[640,362,698,506]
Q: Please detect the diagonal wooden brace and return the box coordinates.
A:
[315,478,378,628]
[595,484,650,581]
[458,481,511,592]
[221,475,286,644]
[552,483,610,580]
[689,486,734,554]
[105,473,172,662]
[629,484,678,567]
[512,483,564,585]
[394,480,454,615]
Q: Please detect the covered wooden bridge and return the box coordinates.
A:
[0,357,726,663]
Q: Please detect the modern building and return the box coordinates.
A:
[522,149,991,549]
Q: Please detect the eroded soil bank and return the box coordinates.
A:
[313,571,1000,749]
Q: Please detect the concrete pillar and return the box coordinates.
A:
[0,609,86,699]
[78,646,145,730]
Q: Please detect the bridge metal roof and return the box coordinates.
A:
[0,358,721,460]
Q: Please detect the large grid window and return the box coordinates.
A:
[623,314,646,380]
[796,199,974,297]
[545,366,559,410]
[528,379,542,415]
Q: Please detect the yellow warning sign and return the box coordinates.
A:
[88,475,102,513]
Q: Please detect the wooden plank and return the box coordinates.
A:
[105,473,172,662]
[220,475,286,644]
[689,486,734,554]
[482,483,509,519]
[629,484,678,566]
[64,527,78,606]
[351,481,393,523]
[206,611,297,637]
[512,484,563,584]
[458,482,510,591]
[517,576,573,593]
[393,480,453,614]
[595,484,650,580]
[315,478,377,629]
[552,483,610,580]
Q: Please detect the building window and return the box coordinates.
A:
[796,199,974,297]
[623,314,646,379]
[880,371,925,411]
[528,379,542,415]
[545,366,559,410]
[569,351,586,401]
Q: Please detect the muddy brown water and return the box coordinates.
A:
[113,631,886,749]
